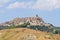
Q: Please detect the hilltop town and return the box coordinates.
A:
[0,15,60,40]
[0,14,53,27]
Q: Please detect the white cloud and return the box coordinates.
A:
[0,0,10,7]
[7,1,34,9]
[7,0,60,10]
[0,0,10,3]
[7,2,25,9]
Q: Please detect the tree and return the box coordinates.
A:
[54,30,60,34]
[16,22,30,28]
[5,25,16,29]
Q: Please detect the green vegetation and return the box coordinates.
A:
[5,25,16,29]
[5,24,54,33]
[16,22,30,28]
[54,27,60,35]
[28,25,54,32]
[2,22,60,35]
[54,30,60,34]
[5,22,30,29]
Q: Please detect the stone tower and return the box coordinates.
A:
[35,14,38,17]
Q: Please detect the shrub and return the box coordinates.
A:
[5,25,16,29]
[54,30,60,34]
[16,22,30,28]
[28,25,54,32]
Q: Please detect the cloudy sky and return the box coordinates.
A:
[0,0,60,27]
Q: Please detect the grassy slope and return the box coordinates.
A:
[0,28,60,40]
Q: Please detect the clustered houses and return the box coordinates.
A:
[12,14,45,26]
[1,14,53,27]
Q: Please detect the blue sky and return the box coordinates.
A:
[0,0,60,27]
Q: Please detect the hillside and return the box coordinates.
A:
[0,28,60,40]
[0,15,60,40]
[0,14,54,31]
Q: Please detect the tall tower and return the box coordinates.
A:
[35,14,38,17]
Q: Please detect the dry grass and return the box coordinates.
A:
[0,28,60,40]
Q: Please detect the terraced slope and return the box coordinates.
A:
[0,28,60,40]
